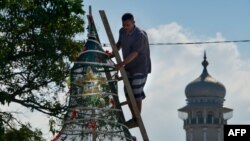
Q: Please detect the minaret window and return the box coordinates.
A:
[196,111,203,124]
[207,111,214,124]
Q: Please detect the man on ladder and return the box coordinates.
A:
[113,13,151,129]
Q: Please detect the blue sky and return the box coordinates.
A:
[2,1,250,141]
[83,0,250,59]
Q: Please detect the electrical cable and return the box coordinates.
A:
[102,39,250,47]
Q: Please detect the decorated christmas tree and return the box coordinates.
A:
[51,13,134,141]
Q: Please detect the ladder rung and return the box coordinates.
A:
[120,101,128,106]
[116,76,123,81]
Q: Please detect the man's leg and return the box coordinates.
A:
[125,100,140,128]
[127,99,141,118]
[125,73,147,128]
[136,100,142,113]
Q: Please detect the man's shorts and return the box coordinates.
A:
[124,73,148,101]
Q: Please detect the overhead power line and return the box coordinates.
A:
[149,39,250,46]
[102,39,250,47]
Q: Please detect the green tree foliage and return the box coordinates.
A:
[0,0,85,136]
[0,111,45,140]
[0,115,4,140]
[3,124,45,141]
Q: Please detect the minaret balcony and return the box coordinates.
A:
[184,117,227,126]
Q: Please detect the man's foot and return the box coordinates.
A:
[125,118,138,129]
[132,136,137,141]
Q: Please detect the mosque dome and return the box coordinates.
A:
[185,52,226,99]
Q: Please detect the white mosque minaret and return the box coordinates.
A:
[178,52,233,141]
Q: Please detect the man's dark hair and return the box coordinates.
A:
[122,13,134,21]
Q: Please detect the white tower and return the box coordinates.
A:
[178,52,233,141]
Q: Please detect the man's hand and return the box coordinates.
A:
[115,51,138,70]
[115,62,125,70]
[105,50,115,58]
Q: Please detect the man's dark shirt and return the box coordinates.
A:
[116,26,151,75]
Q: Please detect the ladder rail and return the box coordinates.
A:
[99,10,149,141]
[87,9,132,141]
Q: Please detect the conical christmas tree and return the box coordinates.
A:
[51,13,134,141]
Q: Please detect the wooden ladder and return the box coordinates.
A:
[99,10,149,141]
